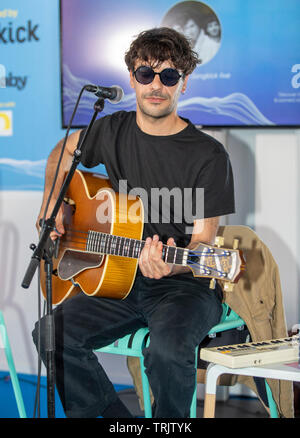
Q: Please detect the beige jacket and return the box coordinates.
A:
[127,225,294,417]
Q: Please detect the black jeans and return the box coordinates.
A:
[32,272,223,418]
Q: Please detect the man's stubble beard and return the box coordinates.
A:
[138,101,174,119]
[137,91,179,120]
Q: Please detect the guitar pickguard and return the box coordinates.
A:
[58,249,104,280]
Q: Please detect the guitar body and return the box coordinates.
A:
[40,170,144,304]
[40,171,245,305]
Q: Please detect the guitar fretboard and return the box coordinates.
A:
[86,230,189,265]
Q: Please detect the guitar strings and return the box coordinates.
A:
[59,245,86,251]
[58,235,228,276]
[64,230,233,256]
[58,246,227,276]
[62,232,232,260]
[61,230,232,279]
[187,259,225,275]
[60,240,86,246]
[65,228,89,234]
[188,251,231,258]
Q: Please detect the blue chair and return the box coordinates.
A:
[0,310,27,418]
[96,302,278,418]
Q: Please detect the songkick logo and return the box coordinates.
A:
[0,110,13,136]
[0,20,39,44]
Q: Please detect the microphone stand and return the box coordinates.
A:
[22,97,105,418]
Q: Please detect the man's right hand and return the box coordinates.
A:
[36,199,65,241]
[36,130,81,240]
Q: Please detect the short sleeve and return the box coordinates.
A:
[78,116,108,168]
[195,150,235,218]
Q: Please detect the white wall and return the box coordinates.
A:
[226,129,300,329]
[1,129,300,386]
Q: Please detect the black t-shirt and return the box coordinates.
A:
[79,111,235,248]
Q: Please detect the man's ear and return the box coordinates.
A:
[181,74,189,94]
[129,71,135,89]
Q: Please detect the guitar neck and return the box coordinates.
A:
[86,231,188,265]
[83,230,243,283]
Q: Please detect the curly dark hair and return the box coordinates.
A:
[124,27,200,75]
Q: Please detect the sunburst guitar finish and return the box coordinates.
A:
[40,170,144,304]
[40,170,245,305]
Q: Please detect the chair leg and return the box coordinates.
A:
[203,393,217,418]
[189,381,197,418]
[265,380,279,418]
[139,357,152,418]
[203,363,223,418]
[0,313,27,418]
[190,346,199,418]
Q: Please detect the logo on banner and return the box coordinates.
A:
[291,64,300,89]
[0,64,5,87]
[5,72,28,90]
[0,20,39,44]
[0,110,13,136]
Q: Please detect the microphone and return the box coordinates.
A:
[85,84,124,104]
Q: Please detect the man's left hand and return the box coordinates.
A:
[139,234,176,279]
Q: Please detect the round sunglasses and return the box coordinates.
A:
[133,66,182,87]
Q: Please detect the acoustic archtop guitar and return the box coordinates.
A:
[40,170,245,305]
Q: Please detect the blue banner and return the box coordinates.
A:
[0,1,67,190]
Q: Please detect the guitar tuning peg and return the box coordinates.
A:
[214,236,224,247]
[233,239,239,249]
[224,282,234,292]
[209,278,216,289]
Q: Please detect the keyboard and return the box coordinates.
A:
[200,335,299,368]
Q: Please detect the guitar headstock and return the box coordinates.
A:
[187,237,246,288]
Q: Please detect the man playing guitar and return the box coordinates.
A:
[32,27,235,418]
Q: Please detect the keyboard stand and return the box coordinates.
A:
[203,361,300,418]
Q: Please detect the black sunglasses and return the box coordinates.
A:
[133,66,182,87]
